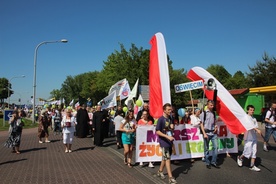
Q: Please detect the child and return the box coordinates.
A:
[237,105,262,171]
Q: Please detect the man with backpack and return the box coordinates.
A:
[200,100,219,169]
[263,102,276,152]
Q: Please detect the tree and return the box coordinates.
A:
[169,68,190,107]
[225,71,247,90]
[246,52,276,87]
[95,43,150,97]
[49,89,61,100]
[207,64,232,89]
[0,78,9,103]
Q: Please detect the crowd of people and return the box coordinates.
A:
[3,101,276,184]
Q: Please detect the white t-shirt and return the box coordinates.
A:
[190,115,201,127]
[244,115,258,141]
[113,115,124,131]
[265,109,275,128]
[121,119,136,131]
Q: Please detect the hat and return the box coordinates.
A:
[194,108,200,113]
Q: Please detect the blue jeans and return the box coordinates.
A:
[264,127,276,143]
[204,134,218,165]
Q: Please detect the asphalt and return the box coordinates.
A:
[0,122,275,184]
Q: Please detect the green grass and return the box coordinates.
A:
[0,118,38,131]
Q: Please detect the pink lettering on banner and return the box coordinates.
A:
[174,128,200,141]
[146,130,159,142]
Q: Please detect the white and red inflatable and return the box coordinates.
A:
[149,32,171,119]
[187,66,254,135]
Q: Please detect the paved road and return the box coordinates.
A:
[0,124,275,184]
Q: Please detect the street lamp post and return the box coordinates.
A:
[32,39,68,124]
[8,75,25,109]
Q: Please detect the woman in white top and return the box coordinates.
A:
[61,109,76,153]
[190,108,201,128]
[190,108,201,162]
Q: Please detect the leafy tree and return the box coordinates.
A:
[169,67,190,108]
[225,71,247,90]
[95,43,150,97]
[207,64,232,89]
[49,89,61,100]
[0,78,9,103]
[246,52,276,87]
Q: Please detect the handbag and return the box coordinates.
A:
[65,122,71,127]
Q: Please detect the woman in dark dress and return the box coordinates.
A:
[38,109,51,143]
[5,110,25,154]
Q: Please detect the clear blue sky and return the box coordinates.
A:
[1,0,276,105]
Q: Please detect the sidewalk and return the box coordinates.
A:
[0,128,165,184]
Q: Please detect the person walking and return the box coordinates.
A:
[76,104,90,138]
[113,110,124,149]
[61,109,76,153]
[156,103,177,184]
[92,105,107,146]
[263,102,276,152]
[237,105,262,171]
[200,100,219,169]
[137,110,154,168]
[4,110,25,154]
[38,109,51,143]
[120,110,136,168]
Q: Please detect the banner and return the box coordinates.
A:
[135,121,237,162]
[98,91,117,110]
[174,80,204,93]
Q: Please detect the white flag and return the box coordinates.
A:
[74,101,80,108]
[120,81,131,100]
[69,99,74,106]
[98,91,117,110]
[108,78,127,96]
[125,78,139,106]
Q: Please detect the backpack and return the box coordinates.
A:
[261,109,273,124]
[203,110,216,124]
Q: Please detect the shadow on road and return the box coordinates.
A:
[0,158,27,166]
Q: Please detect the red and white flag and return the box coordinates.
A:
[187,66,255,135]
[149,32,171,118]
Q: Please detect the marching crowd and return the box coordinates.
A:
[3,101,276,184]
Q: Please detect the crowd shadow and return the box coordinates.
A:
[172,160,194,178]
[20,147,47,153]
[75,146,95,151]
[103,139,116,147]
[0,158,27,166]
